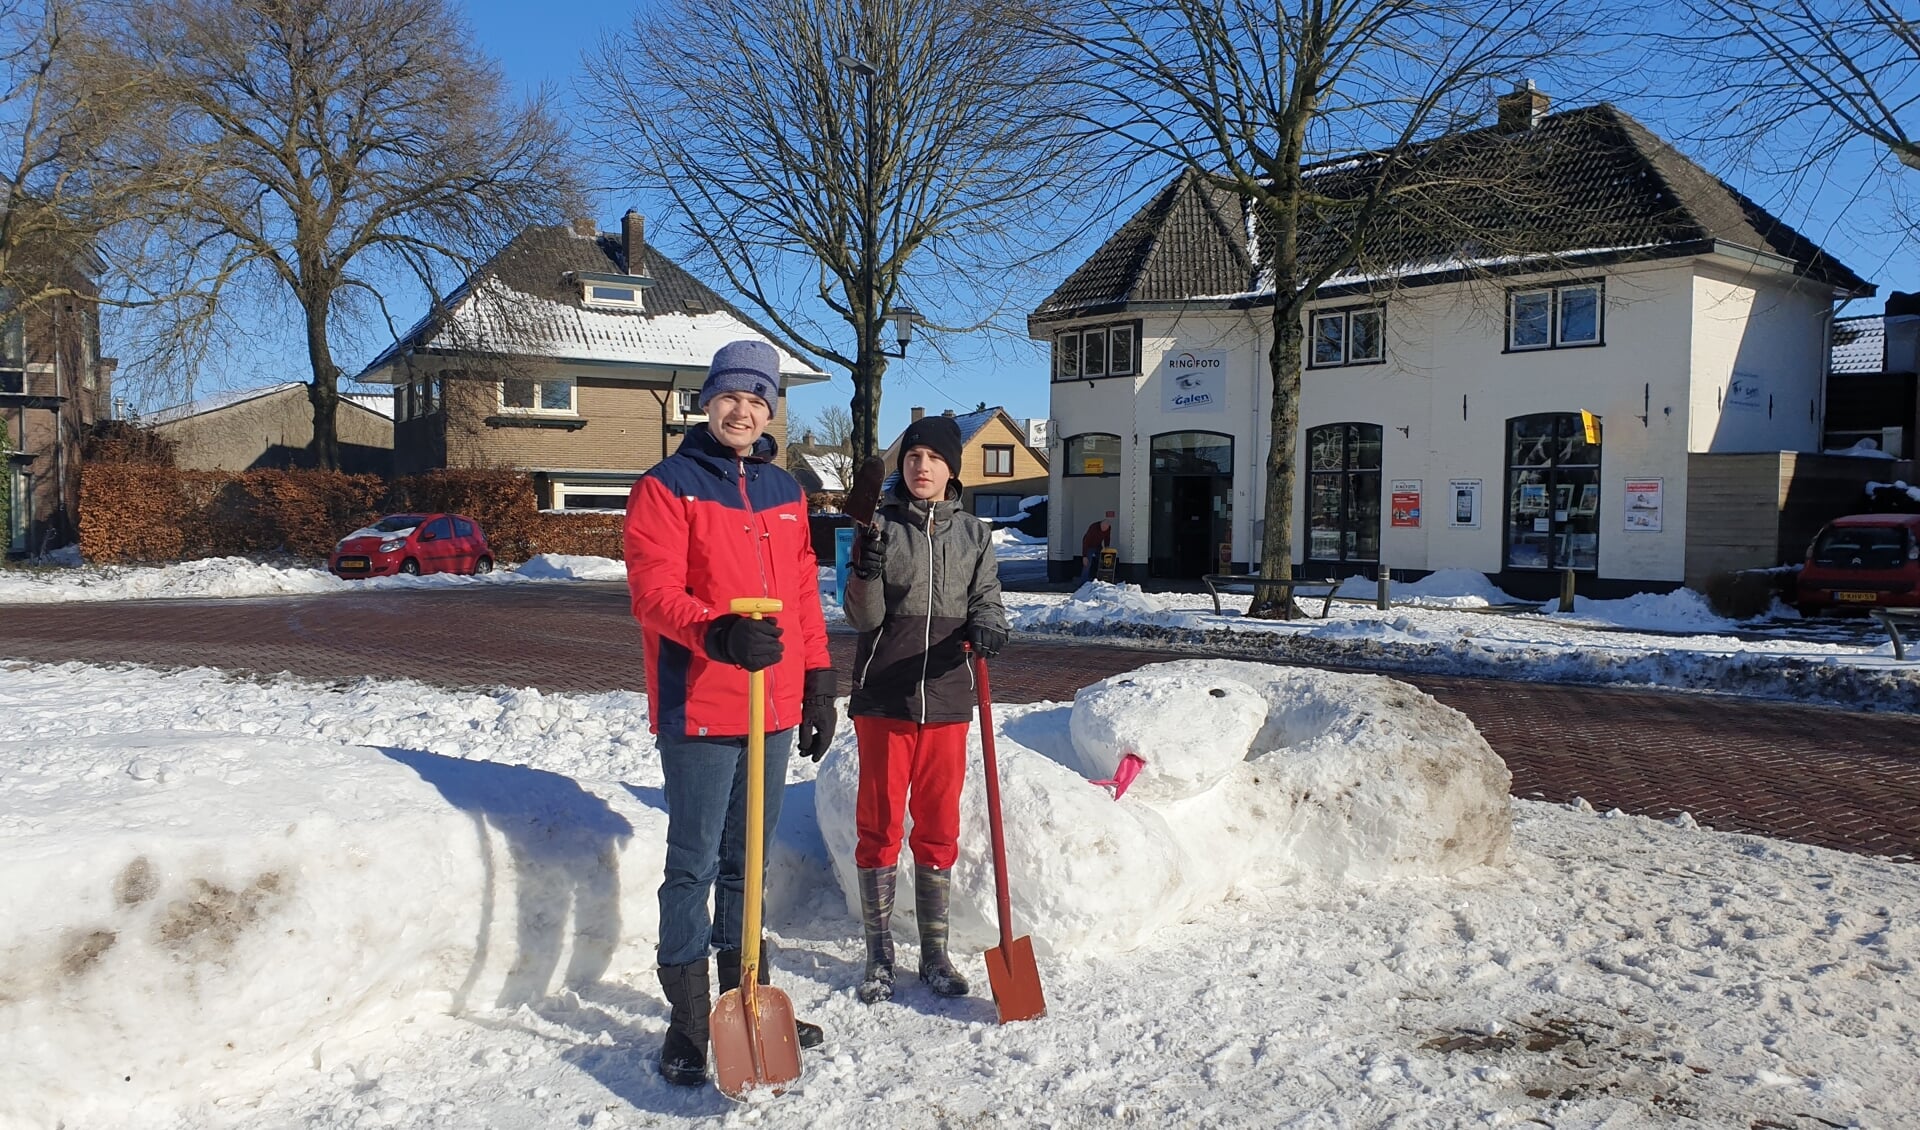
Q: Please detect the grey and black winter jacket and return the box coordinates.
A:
[845,484,1008,724]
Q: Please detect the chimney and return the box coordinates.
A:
[622,210,646,276]
[911,406,925,422]
[571,216,597,238]
[1496,80,1550,132]
[942,408,955,417]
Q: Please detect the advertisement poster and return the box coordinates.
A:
[1447,479,1481,528]
[1624,478,1663,532]
[1159,350,1228,413]
[1726,372,1764,411]
[1390,479,1422,528]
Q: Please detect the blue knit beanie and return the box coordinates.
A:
[700,339,781,411]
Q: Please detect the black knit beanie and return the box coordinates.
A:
[894,415,965,486]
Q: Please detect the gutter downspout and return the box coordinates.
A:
[1817,291,1859,456]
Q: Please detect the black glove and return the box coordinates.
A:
[796,668,838,762]
[704,613,783,671]
[968,621,1008,659]
[852,523,884,581]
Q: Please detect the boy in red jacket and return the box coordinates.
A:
[623,339,835,1085]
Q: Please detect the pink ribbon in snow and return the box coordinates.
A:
[1091,752,1146,800]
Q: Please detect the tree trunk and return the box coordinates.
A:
[303,300,341,471]
[1251,296,1304,617]
[849,329,888,465]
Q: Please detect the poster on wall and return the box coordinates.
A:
[1624,478,1663,532]
[1390,479,1422,527]
[1447,479,1481,528]
[1159,350,1228,412]
[1726,372,1764,411]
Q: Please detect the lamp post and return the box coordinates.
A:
[836,51,881,460]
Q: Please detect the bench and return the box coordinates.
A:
[1869,608,1920,660]
[1201,574,1343,620]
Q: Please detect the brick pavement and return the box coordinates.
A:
[3,582,1917,861]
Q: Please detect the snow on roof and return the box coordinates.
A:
[802,453,846,491]
[145,382,395,426]
[1831,315,1887,374]
[344,392,394,419]
[376,279,825,383]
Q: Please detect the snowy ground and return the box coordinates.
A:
[2,658,1916,1129]
[0,554,625,603]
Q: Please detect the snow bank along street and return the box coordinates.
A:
[3,658,1916,1129]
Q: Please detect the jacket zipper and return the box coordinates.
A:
[738,459,781,729]
[918,507,934,724]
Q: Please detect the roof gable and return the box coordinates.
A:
[1037,104,1869,322]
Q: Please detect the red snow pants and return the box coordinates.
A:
[852,716,969,870]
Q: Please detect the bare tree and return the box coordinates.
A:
[102,0,582,468]
[1036,0,1603,613]
[585,0,1104,463]
[1676,3,1920,186]
[798,402,856,488]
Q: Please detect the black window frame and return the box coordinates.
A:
[1053,320,1142,382]
[1502,412,1602,572]
[1063,432,1121,477]
[972,492,1024,519]
[1304,422,1384,563]
[1306,304,1386,369]
[1504,279,1606,353]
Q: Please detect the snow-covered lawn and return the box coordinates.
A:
[0,554,625,603]
[2,658,1915,1129]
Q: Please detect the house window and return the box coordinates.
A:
[583,283,643,310]
[1306,423,1383,563]
[1064,432,1120,476]
[1053,321,1140,381]
[551,477,638,511]
[1308,306,1385,368]
[672,387,706,421]
[501,376,576,414]
[1504,412,1601,571]
[1507,281,1603,351]
[1,307,23,391]
[982,444,1014,477]
[973,493,1023,519]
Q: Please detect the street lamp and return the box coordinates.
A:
[881,303,922,358]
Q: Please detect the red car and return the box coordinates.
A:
[1796,513,1920,615]
[328,513,493,578]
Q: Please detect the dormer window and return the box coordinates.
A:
[584,283,643,310]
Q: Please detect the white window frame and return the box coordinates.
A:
[551,477,638,512]
[1053,321,1140,381]
[1307,305,1386,368]
[582,282,643,310]
[1507,280,1605,352]
[498,375,578,416]
[670,387,707,423]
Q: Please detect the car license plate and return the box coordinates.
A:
[338,556,370,572]
[1834,590,1880,603]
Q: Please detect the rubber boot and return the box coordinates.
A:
[717,938,825,1049]
[655,959,710,1087]
[856,866,897,1004]
[914,863,970,997]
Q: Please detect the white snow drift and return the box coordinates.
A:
[815,662,1510,956]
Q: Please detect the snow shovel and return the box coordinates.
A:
[970,647,1047,1024]
[710,597,803,1099]
[846,454,887,528]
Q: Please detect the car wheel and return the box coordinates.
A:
[400,558,420,576]
[473,556,493,575]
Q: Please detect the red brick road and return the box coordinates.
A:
[4,582,1917,861]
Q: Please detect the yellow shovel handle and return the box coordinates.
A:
[728,596,781,989]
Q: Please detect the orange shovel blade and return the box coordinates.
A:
[984,934,1047,1024]
[710,983,802,1099]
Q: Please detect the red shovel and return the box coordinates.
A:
[970,647,1047,1023]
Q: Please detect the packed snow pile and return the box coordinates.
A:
[1009,580,1207,632]
[0,552,626,602]
[0,729,668,1127]
[815,661,1510,955]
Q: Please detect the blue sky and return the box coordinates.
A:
[150,2,1920,445]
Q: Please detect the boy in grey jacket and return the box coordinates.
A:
[844,415,1009,1004]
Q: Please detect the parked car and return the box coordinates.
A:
[1795,513,1920,615]
[328,513,493,578]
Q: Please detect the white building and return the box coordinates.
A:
[1031,94,1875,595]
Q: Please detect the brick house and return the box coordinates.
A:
[1,247,112,557]
[880,406,1050,520]
[355,212,827,509]
[144,382,394,474]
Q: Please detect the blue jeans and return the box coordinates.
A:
[1079,551,1098,584]
[655,727,795,968]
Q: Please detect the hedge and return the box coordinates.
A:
[79,464,628,565]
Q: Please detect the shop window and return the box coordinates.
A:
[1308,306,1385,368]
[1064,433,1120,476]
[1505,412,1600,571]
[1306,423,1382,562]
[1053,321,1140,381]
[982,444,1014,477]
[1507,281,1603,351]
[1149,431,1233,475]
[501,376,576,414]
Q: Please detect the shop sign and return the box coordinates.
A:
[1447,479,1481,528]
[1390,479,1422,528]
[1083,456,1105,474]
[1624,478,1663,532]
[1160,350,1226,412]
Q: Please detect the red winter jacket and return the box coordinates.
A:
[624,426,830,738]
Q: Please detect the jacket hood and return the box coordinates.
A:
[676,421,780,476]
[884,478,961,526]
